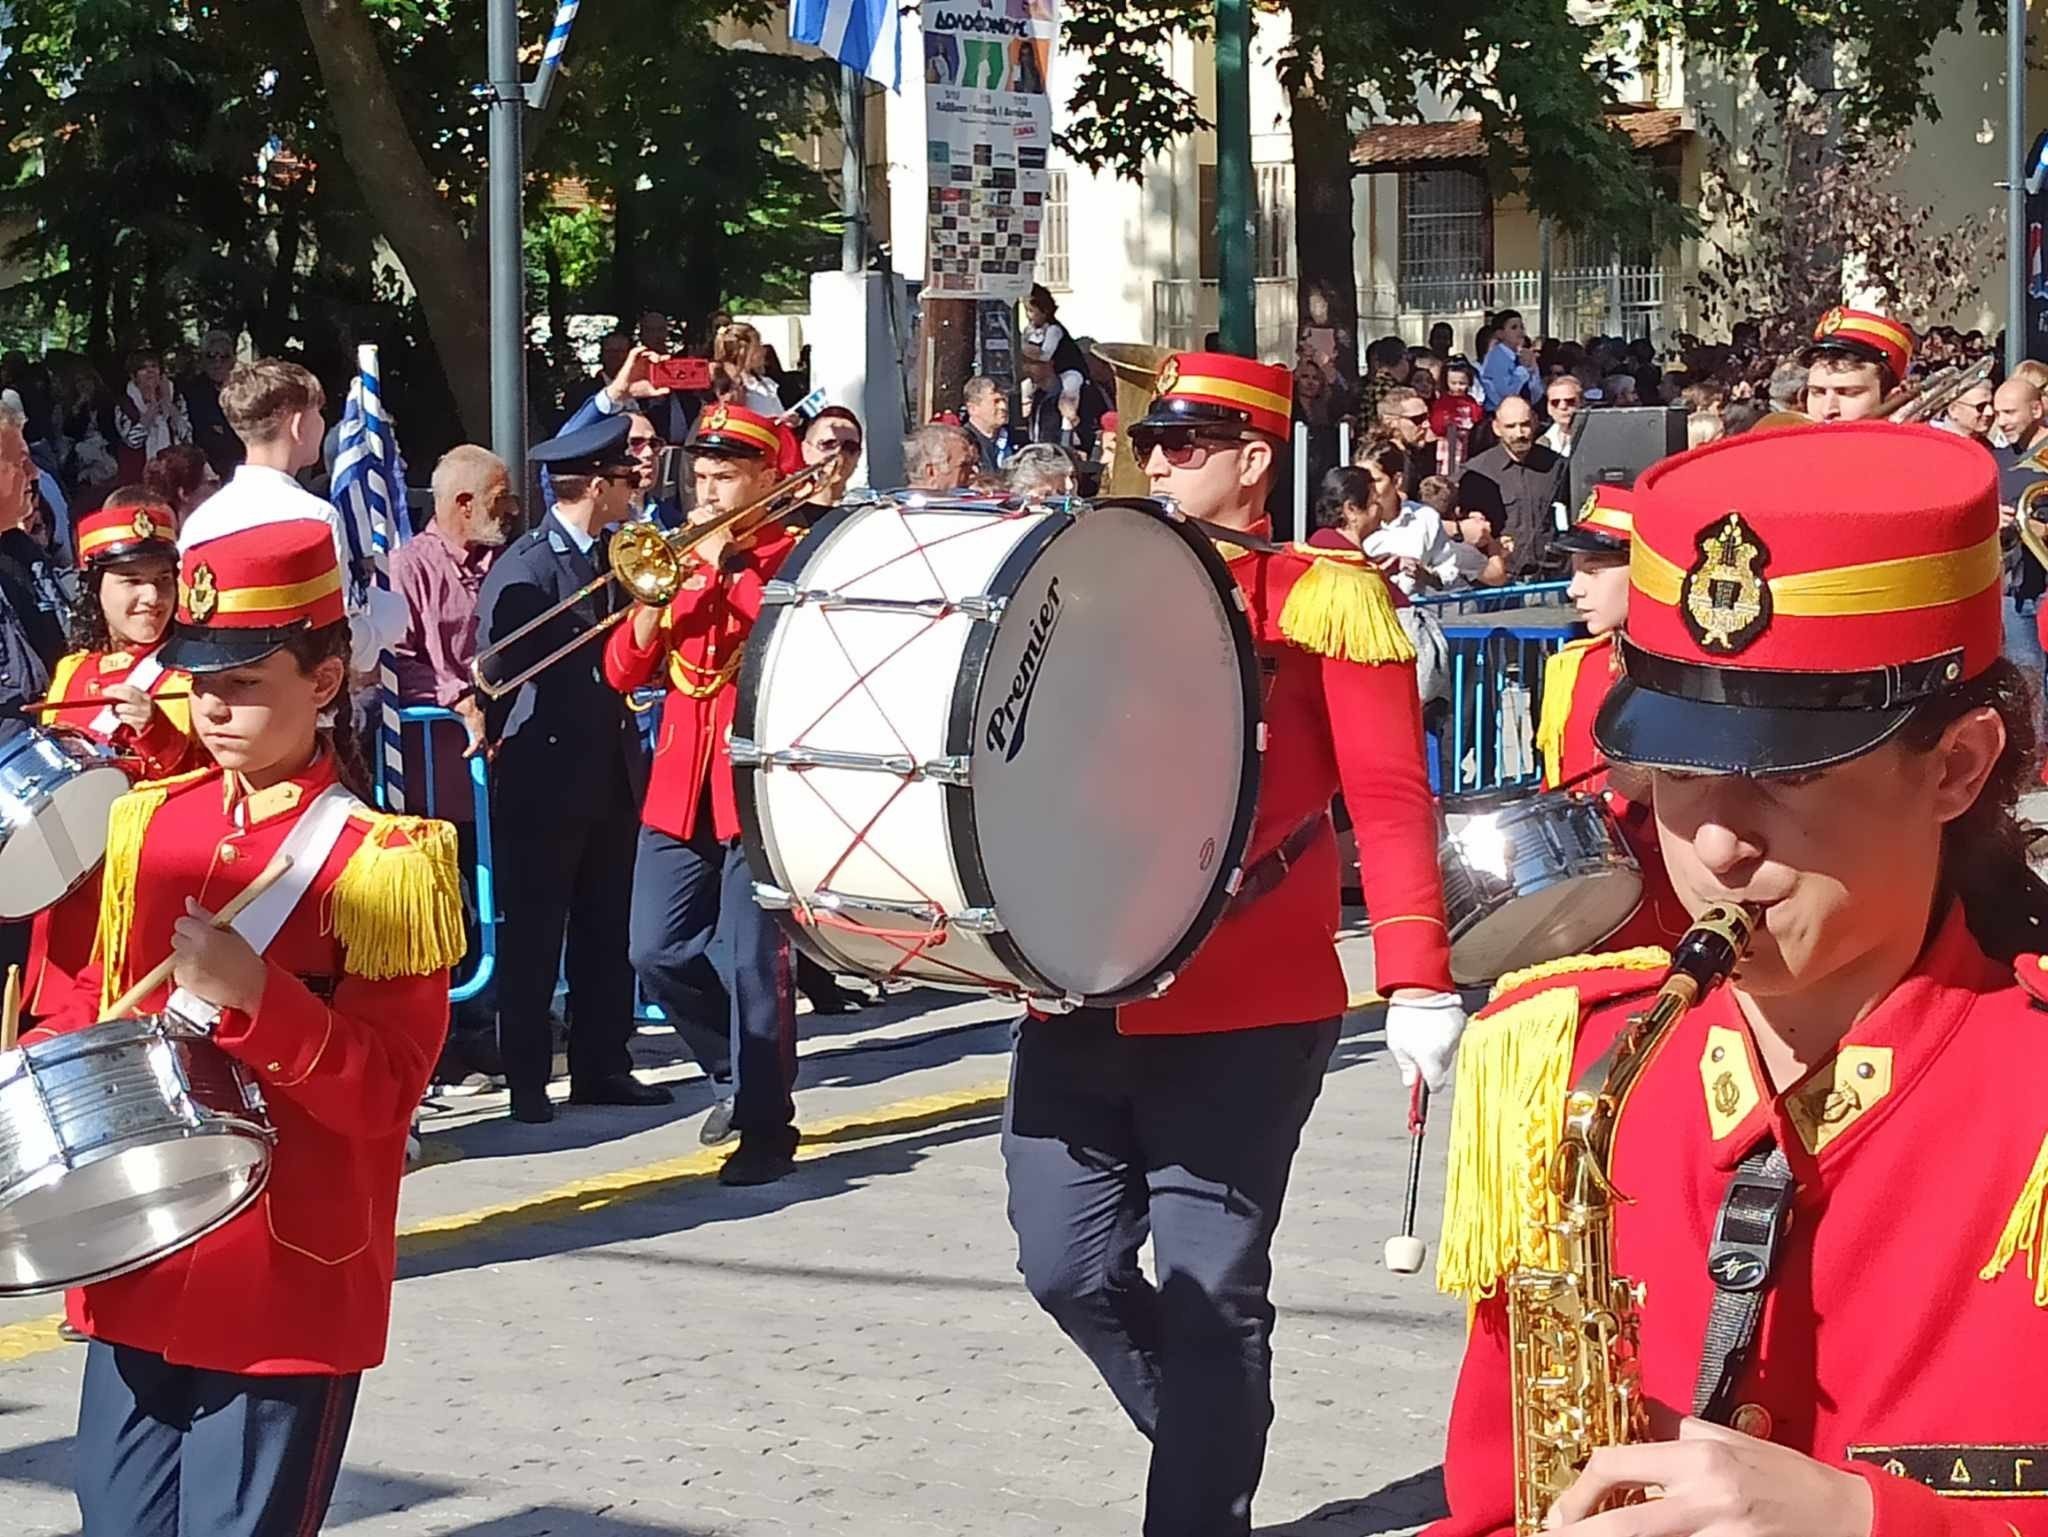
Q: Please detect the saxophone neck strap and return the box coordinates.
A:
[1692,1140,1798,1423]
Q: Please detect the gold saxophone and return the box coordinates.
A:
[1506,902,1758,1536]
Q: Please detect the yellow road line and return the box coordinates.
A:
[0,1080,1009,1371]
[1348,989,1383,1010]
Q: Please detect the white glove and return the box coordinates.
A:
[1385,989,1467,1093]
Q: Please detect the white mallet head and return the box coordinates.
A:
[1384,1234,1427,1275]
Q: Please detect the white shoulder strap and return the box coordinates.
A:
[168,783,363,1028]
[88,652,168,737]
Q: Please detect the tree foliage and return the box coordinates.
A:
[1689,94,2002,350]
[0,0,841,451]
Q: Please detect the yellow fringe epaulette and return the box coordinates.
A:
[1277,549,1415,666]
[95,767,217,1013]
[1981,1131,2048,1307]
[1533,637,1601,791]
[1436,947,1669,1302]
[327,812,468,981]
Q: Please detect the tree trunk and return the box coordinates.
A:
[1288,66,1360,536]
[297,0,492,439]
[255,184,308,356]
[610,138,640,325]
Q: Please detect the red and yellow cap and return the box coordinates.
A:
[75,495,176,566]
[1553,482,1635,555]
[1805,306,1915,383]
[1135,351,1293,440]
[160,519,346,674]
[689,402,783,461]
[1594,422,1999,775]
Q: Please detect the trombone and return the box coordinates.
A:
[470,459,837,702]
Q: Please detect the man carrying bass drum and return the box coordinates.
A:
[1001,352,1466,1537]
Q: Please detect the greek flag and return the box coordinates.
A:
[331,347,411,814]
[789,0,899,91]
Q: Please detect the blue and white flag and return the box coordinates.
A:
[331,346,411,814]
[789,0,900,92]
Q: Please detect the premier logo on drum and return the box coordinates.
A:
[984,576,1064,761]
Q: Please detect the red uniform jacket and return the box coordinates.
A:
[1119,542,1453,1034]
[1535,633,1686,949]
[603,522,806,843]
[1431,909,2048,1537]
[34,756,462,1376]
[27,644,200,1018]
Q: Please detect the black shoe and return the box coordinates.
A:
[718,1131,798,1186]
[804,986,859,1015]
[567,1073,673,1108]
[510,1090,556,1124]
[700,1098,736,1147]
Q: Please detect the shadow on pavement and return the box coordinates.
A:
[399,1110,1003,1282]
[1257,1466,1448,1535]
[415,1509,724,1535]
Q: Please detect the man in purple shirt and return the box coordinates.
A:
[394,444,517,1086]
[393,444,516,772]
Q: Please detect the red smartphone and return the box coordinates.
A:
[646,356,712,392]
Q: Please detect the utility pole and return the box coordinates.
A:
[486,0,528,478]
[840,66,869,274]
[1214,0,1255,358]
[2008,0,2027,376]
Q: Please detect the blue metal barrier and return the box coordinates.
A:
[375,706,497,1005]
[1411,581,1582,797]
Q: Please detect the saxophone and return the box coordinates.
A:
[1506,902,1757,1536]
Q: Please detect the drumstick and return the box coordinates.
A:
[0,965,20,1053]
[31,690,194,713]
[98,854,293,1021]
[1383,1082,1430,1276]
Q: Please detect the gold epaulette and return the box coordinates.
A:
[1533,638,1602,790]
[1436,948,1669,1301]
[94,766,219,1012]
[328,812,468,981]
[1981,958,2048,1308]
[1275,546,1415,666]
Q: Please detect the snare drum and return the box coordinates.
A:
[1438,789,1643,986]
[0,718,129,919]
[735,495,1261,1007]
[0,1014,273,1295]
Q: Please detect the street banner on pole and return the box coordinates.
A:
[921,0,1059,301]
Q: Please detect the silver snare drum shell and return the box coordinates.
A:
[0,720,130,920]
[0,1014,274,1296]
[1438,789,1643,987]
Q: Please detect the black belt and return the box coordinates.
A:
[1228,814,1329,914]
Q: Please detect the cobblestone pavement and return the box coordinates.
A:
[0,927,1467,1535]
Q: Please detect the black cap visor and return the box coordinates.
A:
[85,539,178,570]
[1551,528,1629,557]
[1800,337,1890,372]
[1590,638,1963,775]
[1593,677,1914,776]
[158,619,312,675]
[1132,396,1254,435]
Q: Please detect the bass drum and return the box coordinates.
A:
[1438,788,1643,986]
[735,495,1261,1008]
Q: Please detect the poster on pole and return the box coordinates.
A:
[922,0,1059,301]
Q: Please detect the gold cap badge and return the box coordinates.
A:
[1155,355,1181,396]
[186,563,219,623]
[704,405,730,432]
[1681,512,1772,654]
[132,508,159,540]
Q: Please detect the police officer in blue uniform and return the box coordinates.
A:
[475,415,662,1124]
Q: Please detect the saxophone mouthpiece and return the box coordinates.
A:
[1660,902,1761,1008]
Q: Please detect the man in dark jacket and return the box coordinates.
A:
[474,415,656,1124]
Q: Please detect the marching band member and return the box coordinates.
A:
[1430,423,2048,1537]
[1001,352,1462,1536]
[1803,307,1914,423]
[1534,483,1687,947]
[606,403,805,1185]
[33,519,463,1537]
[25,491,200,1018]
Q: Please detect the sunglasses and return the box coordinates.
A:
[1130,427,1251,468]
[627,436,663,451]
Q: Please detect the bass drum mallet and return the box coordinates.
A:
[1383,1081,1429,1275]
